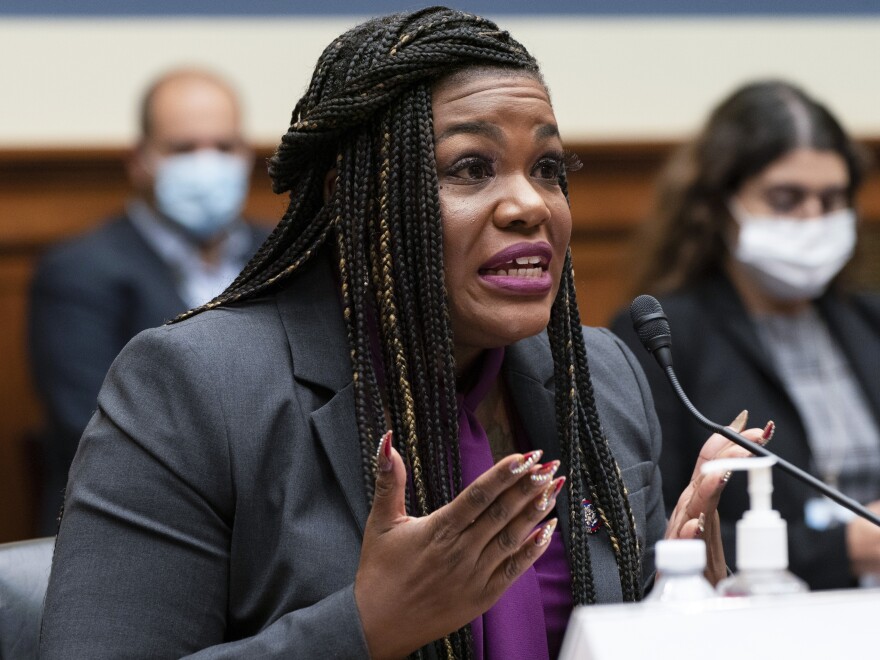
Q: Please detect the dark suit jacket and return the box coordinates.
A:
[28,213,267,533]
[40,254,666,659]
[611,276,880,590]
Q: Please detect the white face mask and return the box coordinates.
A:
[153,150,250,241]
[730,204,857,302]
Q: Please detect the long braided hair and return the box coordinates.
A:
[174,6,641,656]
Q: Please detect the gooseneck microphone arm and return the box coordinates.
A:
[664,362,880,527]
[630,294,880,529]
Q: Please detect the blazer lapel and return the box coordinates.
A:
[698,276,787,392]
[504,333,626,602]
[309,384,370,533]
[275,254,370,533]
[503,335,570,544]
[820,293,880,429]
[703,277,880,425]
[118,215,190,315]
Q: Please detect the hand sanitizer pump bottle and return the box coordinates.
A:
[702,456,808,597]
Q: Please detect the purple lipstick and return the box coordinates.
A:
[479,241,553,295]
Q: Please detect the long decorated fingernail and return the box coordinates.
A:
[761,421,775,444]
[535,476,566,511]
[695,512,706,538]
[511,450,542,475]
[535,518,558,546]
[728,410,748,432]
[721,470,733,485]
[376,430,393,472]
[531,460,561,484]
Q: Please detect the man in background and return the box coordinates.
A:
[29,68,268,533]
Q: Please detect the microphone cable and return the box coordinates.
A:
[630,294,880,528]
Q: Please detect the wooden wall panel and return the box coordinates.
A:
[0,256,43,538]
[0,141,878,542]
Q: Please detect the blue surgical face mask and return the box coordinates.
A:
[153,150,250,241]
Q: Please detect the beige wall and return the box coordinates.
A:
[3,16,879,148]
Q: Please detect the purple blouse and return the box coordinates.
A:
[457,347,573,659]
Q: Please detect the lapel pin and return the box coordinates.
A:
[582,498,602,534]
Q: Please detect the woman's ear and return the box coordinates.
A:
[323,168,338,203]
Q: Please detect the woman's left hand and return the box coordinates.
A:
[664,410,773,585]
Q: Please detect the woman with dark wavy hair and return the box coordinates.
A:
[613,80,880,592]
[42,9,754,659]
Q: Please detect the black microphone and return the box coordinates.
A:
[630,294,673,370]
[630,294,880,528]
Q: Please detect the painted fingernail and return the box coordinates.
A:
[535,476,566,511]
[511,450,542,475]
[729,410,748,433]
[721,470,733,485]
[761,421,775,444]
[531,460,561,485]
[535,518,557,546]
[376,430,393,472]
[695,512,706,538]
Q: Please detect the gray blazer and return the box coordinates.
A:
[40,255,666,659]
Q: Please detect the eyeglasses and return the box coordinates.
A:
[760,184,850,216]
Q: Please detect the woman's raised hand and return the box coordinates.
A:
[664,411,775,584]
[354,432,564,660]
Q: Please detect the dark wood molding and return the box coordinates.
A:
[0,139,878,542]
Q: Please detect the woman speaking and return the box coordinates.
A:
[40,8,760,659]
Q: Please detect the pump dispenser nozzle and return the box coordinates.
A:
[702,456,807,595]
[702,456,786,570]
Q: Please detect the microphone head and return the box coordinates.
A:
[629,294,672,354]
